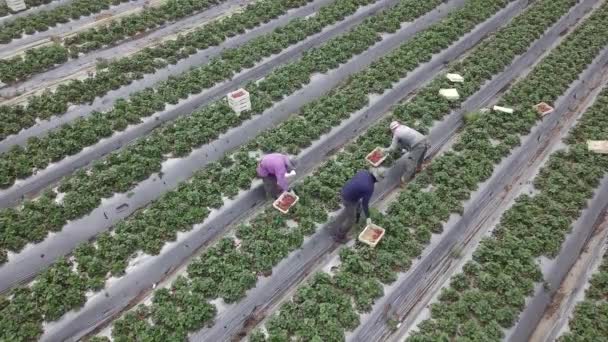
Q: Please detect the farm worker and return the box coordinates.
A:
[383,120,429,181]
[257,153,298,199]
[333,169,381,243]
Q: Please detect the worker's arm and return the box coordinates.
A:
[361,192,371,218]
[276,171,290,192]
[386,133,399,152]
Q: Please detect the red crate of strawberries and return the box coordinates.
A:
[273,192,299,214]
[366,147,387,167]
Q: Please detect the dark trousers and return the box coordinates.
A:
[402,139,429,182]
[333,198,360,241]
[262,175,282,199]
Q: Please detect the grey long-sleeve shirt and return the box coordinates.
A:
[388,125,425,152]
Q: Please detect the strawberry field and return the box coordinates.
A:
[1,0,608,341]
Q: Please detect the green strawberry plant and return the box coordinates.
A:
[0,2,9,17]
[0,43,69,83]
[0,0,507,338]
[0,0,313,137]
[559,255,608,342]
[0,0,443,259]
[408,13,608,342]
[103,0,529,338]
[251,1,608,340]
[0,0,378,178]
[0,0,130,44]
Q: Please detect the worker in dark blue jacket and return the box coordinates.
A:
[334,169,380,243]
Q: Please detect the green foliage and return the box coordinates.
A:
[87,336,111,342]
[0,0,450,339]
[0,0,228,83]
[0,0,311,134]
[463,111,482,125]
[3,0,602,340]
[261,0,608,340]
[0,0,129,44]
[409,2,608,339]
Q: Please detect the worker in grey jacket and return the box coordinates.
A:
[383,120,429,183]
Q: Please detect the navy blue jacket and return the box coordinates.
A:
[341,170,376,217]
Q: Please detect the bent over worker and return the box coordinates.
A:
[333,169,379,243]
[384,120,429,183]
[256,153,297,199]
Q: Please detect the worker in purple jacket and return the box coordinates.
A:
[257,153,297,199]
[334,169,380,243]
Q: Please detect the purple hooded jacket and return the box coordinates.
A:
[257,153,292,191]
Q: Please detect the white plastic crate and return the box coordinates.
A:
[439,88,460,100]
[358,224,385,248]
[446,73,464,83]
[6,0,26,12]
[587,140,608,154]
[227,88,251,114]
[493,105,514,114]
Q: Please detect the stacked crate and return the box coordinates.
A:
[227,88,251,114]
[6,0,27,12]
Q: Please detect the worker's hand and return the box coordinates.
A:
[366,217,372,226]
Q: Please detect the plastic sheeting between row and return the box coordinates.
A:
[0,0,467,295]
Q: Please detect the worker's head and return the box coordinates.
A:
[389,120,400,132]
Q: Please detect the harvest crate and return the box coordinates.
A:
[493,105,514,113]
[273,192,299,214]
[587,140,608,154]
[446,73,464,83]
[358,224,385,248]
[534,102,554,116]
[366,147,387,167]
[439,88,460,100]
[6,0,26,11]
[227,88,252,114]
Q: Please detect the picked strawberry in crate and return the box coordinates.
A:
[273,191,299,214]
[366,147,387,167]
[533,102,554,116]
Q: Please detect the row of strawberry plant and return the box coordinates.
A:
[0,0,510,339]
[408,72,608,342]
[0,0,375,183]
[0,0,314,139]
[244,1,608,340]
[0,0,444,259]
[0,0,228,84]
[0,3,7,17]
[0,0,133,44]
[0,0,342,142]
[0,0,59,18]
[97,0,555,339]
[558,249,608,341]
